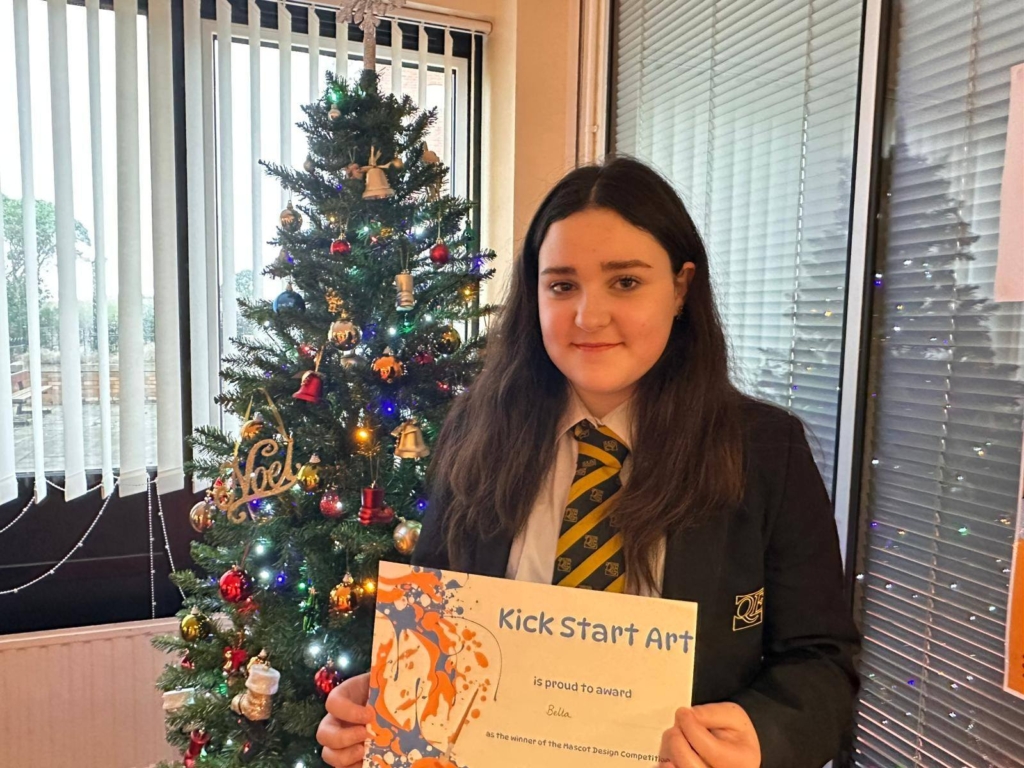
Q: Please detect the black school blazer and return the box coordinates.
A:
[412,399,861,768]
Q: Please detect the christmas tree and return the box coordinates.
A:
[154,61,495,768]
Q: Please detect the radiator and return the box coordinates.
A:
[0,618,180,768]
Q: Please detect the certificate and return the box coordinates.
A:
[363,561,698,767]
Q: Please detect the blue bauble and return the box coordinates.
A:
[273,287,306,313]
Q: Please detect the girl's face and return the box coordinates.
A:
[537,207,696,418]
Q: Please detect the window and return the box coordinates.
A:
[610,0,865,491]
[851,1,1024,763]
[1,0,179,500]
[188,1,481,440]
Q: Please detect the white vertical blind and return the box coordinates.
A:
[443,26,453,168]
[335,11,346,69]
[47,0,86,500]
[279,1,292,205]
[201,9,221,433]
[114,0,146,497]
[417,24,427,109]
[216,0,237,369]
[852,0,1024,764]
[308,6,320,100]
[611,0,864,490]
[0,160,15,503]
[185,0,212,475]
[12,0,47,502]
[391,20,403,97]
[249,0,263,305]
[85,0,114,497]
[148,0,183,494]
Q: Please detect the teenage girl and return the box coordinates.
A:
[317,156,859,768]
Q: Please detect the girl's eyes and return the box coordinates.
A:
[548,276,642,294]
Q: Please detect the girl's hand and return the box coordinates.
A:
[317,673,373,768]
[660,702,761,768]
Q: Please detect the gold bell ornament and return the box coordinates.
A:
[230,659,281,721]
[393,517,423,555]
[392,419,430,459]
[360,145,398,199]
[296,454,322,492]
[395,271,415,312]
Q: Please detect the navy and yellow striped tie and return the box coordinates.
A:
[552,419,629,592]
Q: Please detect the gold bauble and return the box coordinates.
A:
[436,326,462,355]
[328,316,361,351]
[329,582,355,615]
[189,498,215,533]
[372,348,404,384]
[241,412,264,440]
[280,201,302,232]
[391,157,404,170]
[380,226,394,237]
[296,463,321,492]
[393,518,423,555]
[180,608,211,642]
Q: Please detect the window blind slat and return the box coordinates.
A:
[309,6,319,101]
[279,1,292,205]
[13,0,47,501]
[85,0,114,496]
[114,0,146,497]
[148,0,183,494]
[390,20,402,96]
[249,0,262,304]
[443,27,453,167]
[47,0,87,500]
[417,24,427,109]
[216,0,237,395]
[0,166,15,503]
[184,0,211,492]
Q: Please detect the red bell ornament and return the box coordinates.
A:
[293,370,324,403]
[359,485,395,525]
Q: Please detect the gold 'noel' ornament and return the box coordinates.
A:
[214,390,300,523]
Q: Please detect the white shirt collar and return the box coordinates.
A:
[556,387,634,449]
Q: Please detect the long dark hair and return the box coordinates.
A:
[428,156,746,591]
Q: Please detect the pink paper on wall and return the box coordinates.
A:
[995,63,1024,303]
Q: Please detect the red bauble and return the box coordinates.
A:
[314,662,345,697]
[219,565,253,603]
[429,242,450,266]
[330,238,351,257]
[413,349,435,365]
[319,488,346,518]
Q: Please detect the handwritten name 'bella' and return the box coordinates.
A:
[498,608,693,652]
